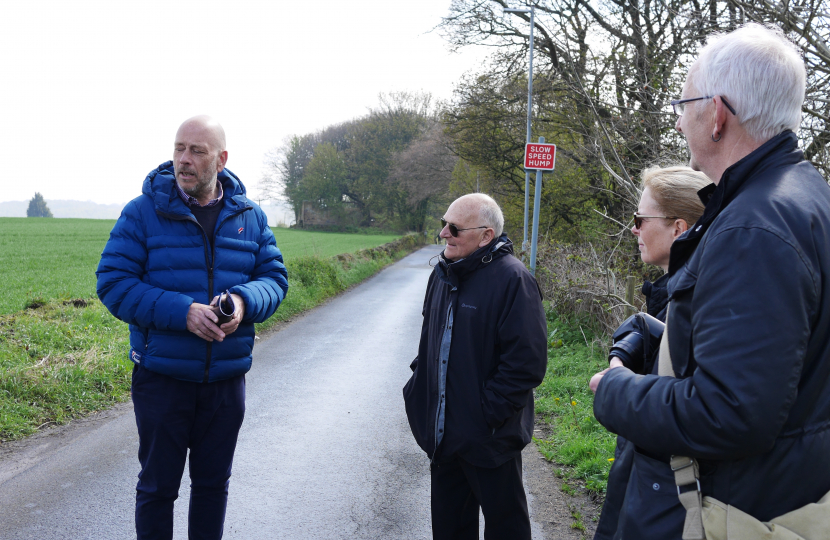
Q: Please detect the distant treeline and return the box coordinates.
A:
[0,199,294,225]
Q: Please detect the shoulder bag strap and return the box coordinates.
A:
[659,303,706,540]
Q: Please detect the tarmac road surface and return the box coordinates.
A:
[0,245,544,539]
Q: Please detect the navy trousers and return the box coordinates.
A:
[430,454,531,540]
[131,364,246,540]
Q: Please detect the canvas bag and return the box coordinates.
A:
[657,304,830,540]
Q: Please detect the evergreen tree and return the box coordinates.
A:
[26,192,53,217]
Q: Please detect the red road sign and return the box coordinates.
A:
[524,143,556,170]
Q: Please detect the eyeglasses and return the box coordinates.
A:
[671,95,737,117]
[633,213,679,229]
[441,218,488,237]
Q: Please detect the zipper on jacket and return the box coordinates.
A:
[432,295,455,463]
[157,205,252,384]
[203,206,252,383]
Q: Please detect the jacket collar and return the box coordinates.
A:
[642,272,669,318]
[141,160,250,217]
[436,234,514,287]
[668,130,801,275]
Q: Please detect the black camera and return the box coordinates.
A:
[609,312,665,374]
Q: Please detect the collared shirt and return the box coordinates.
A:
[176,180,224,207]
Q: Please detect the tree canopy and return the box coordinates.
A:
[261,92,457,231]
[259,2,830,240]
[26,193,53,218]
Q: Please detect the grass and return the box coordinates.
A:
[0,299,132,440]
[0,219,115,316]
[0,217,419,442]
[272,228,400,258]
[0,217,400,315]
[533,308,617,495]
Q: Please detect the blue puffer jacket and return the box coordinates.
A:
[96,161,288,383]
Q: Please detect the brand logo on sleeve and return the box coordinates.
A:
[130,350,142,364]
[238,227,244,234]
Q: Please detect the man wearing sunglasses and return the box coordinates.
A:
[403,193,547,539]
[591,24,830,539]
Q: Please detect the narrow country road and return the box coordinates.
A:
[0,245,547,539]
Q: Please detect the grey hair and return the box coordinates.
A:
[688,23,805,142]
[458,193,504,237]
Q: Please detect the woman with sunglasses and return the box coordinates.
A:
[594,165,711,540]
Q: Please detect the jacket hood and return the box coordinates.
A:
[437,233,513,285]
[141,161,249,216]
[668,130,801,275]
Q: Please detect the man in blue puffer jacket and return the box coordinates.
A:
[97,115,288,540]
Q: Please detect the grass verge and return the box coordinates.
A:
[0,234,425,442]
[533,308,616,498]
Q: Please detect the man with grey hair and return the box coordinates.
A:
[404,193,548,539]
[591,23,830,539]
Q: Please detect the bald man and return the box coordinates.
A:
[403,194,547,539]
[97,116,288,540]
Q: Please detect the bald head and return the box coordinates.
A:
[173,115,229,205]
[440,193,504,261]
[176,115,226,153]
[452,193,504,237]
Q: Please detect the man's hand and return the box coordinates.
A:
[589,357,626,394]
[217,293,245,337]
[187,302,226,342]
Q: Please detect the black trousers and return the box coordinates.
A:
[131,364,246,540]
[430,454,531,540]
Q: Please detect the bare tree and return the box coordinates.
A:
[389,120,458,208]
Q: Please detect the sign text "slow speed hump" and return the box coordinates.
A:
[524,143,556,170]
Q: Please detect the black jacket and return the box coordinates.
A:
[594,274,670,540]
[403,235,548,467]
[595,131,830,526]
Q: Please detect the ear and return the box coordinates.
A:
[478,228,495,247]
[216,150,228,173]
[711,96,730,142]
[672,219,689,240]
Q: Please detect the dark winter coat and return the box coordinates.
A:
[403,235,548,468]
[594,131,830,535]
[96,161,288,383]
[594,273,670,540]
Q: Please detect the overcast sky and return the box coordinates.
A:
[0,0,492,205]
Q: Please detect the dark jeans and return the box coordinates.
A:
[131,364,246,540]
[431,454,530,540]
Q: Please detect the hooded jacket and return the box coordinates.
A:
[96,161,288,383]
[403,235,548,467]
[594,131,830,525]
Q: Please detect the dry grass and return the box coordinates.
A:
[531,240,651,337]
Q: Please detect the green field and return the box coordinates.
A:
[272,228,400,259]
[0,217,416,441]
[0,218,399,315]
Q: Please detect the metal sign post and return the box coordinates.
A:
[523,137,556,275]
[503,6,535,253]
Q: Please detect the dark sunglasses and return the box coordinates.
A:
[633,213,679,229]
[441,218,488,237]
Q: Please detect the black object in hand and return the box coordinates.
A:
[609,312,665,373]
[212,290,236,324]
